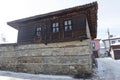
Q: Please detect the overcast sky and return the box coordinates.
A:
[0,0,120,43]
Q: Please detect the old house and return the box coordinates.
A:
[0,2,98,75]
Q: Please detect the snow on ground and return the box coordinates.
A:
[0,71,75,80]
[0,57,120,80]
[96,57,120,80]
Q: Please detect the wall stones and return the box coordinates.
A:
[0,40,92,75]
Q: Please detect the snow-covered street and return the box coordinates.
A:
[0,58,120,80]
[0,71,75,80]
[96,58,120,80]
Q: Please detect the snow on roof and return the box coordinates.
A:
[102,36,120,41]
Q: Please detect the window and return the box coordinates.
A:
[64,20,72,31]
[52,22,59,33]
[111,41,115,44]
[118,40,120,42]
[92,42,95,49]
[36,27,41,36]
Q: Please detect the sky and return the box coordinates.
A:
[0,0,120,43]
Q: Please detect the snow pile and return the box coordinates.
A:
[96,58,120,80]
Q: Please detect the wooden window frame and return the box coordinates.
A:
[36,27,42,37]
[64,20,72,31]
[52,22,59,33]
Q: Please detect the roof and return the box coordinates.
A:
[7,2,98,38]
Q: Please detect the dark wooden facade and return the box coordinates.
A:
[7,2,98,44]
[18,14,86,44]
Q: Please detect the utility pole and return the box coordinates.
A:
[107,28,111,56]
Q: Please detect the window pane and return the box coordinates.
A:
[56,23,59,27]
[37,31,41,36]
[111,41,115,44]
[36,27,41,36]
[64,21,67,25]
[65,26,68,31]
[92,43,95,49]
[37,27,41,31]
[118,40,120,42]
[53,28,56,32]
[68,20,71,25]
[69,26,72,30]
[53,23,55,27]
[56,28,59,32]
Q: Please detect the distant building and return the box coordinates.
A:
[102,36,120,52]
[91,39,100,58]
[110,43,120,59]
[0,2,98,75]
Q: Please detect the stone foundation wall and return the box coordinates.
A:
[0,40,92,75]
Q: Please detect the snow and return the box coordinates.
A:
[0,71,74,80]
[96,57,120,80]
[0,57,120,80]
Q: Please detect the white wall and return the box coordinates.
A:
[110,49,115,59]
[103,38,120,51]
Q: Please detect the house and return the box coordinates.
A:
[110,43,120,60]
[91,39,100,58]
[7,3,98,45]
[102,36,120,52]
[0,2,98,75]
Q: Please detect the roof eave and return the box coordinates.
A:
[7,22,19,30]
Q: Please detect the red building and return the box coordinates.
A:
[91,39,100,58]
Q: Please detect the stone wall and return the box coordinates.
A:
[0,40,92,75]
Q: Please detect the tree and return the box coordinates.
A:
[0,33,6,43]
